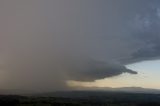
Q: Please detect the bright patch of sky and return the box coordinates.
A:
[68,60,160,89]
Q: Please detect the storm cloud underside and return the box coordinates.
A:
[0,0,160,91]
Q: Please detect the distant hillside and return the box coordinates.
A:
[113,87,160,94]
[87,87,160,94]
[34,87,160,97]
[0,87,160,96]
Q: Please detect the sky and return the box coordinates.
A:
[68,60,160,89]
[0,0,160,92]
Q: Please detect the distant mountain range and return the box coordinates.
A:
[0,87,160,96]
[106,87,160,94]
[81,87,160,94]
[32,87,160,98]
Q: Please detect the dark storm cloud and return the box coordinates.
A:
[122,1,160,63]
[0,0,159,92]
[68,60,137,81]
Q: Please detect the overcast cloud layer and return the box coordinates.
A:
[0,0,160,92]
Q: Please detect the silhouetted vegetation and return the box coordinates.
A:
[0,91,160,106]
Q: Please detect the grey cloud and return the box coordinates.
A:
[0,0,159,92]
[123,3,160,63]
[68,60,137,81]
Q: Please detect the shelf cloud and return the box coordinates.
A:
[0,0,159,92]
